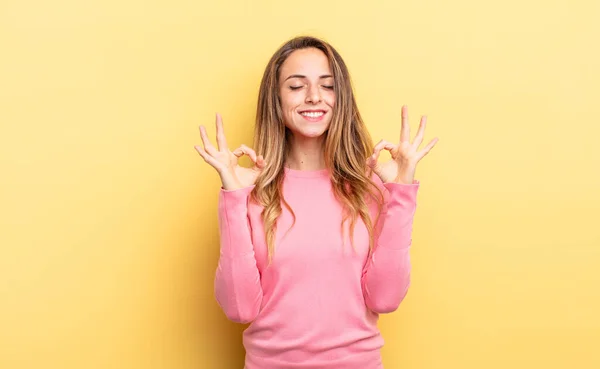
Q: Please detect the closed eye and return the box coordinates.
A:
[289,85,334,91]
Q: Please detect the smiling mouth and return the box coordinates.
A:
[299,111,326,118]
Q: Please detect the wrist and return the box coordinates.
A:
[392,168,415,184]
[219,171,243,191]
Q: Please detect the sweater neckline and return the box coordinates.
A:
[284,166,330,178]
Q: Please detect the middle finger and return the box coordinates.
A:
[400,105,411,143]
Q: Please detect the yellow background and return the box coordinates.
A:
[1,0,599,368]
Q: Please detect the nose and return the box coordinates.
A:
[305,84,321,104]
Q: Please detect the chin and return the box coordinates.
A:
[301,131,327,138]
[298,124,329,138]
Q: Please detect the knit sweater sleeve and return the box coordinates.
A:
[361,178,420,314]
[214,185,263,324]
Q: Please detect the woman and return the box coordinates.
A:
[195,36,438,369]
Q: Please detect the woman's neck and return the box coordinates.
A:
[285,135,326,171]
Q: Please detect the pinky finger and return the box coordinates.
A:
[417,138,439,160]
[195,145,222,169]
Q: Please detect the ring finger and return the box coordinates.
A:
[199,126,218,156]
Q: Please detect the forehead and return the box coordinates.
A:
[280,48,332,77]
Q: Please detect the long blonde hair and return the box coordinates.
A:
[251,36,384,263]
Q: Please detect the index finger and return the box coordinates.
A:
[215,113,228,151]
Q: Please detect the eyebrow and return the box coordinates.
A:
[284,74,333,81]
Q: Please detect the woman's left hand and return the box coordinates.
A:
[367,105,439,184]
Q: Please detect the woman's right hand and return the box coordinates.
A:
[195,113,266,191]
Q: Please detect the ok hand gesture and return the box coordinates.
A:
[194,114,266,191]
[367,105,439,184]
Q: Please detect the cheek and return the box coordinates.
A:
[280,92,301,112]
[326,91,336,107]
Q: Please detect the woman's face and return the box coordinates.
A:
[278,47,335,139]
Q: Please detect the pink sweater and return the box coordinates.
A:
[215,167,419,369]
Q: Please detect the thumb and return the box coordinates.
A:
[366,154,376,168]
[255,155,266,169]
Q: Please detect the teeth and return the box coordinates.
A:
[300,111,324,117]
